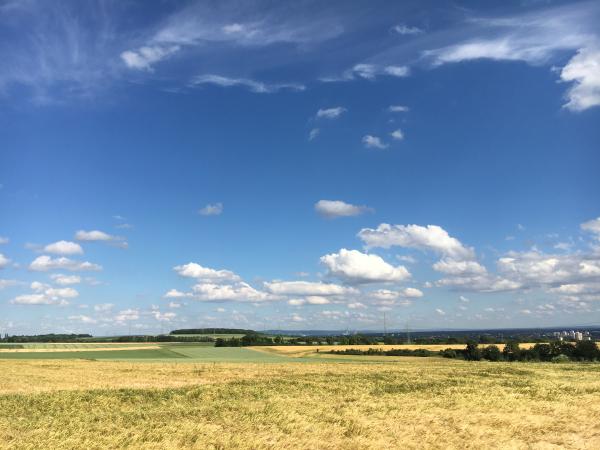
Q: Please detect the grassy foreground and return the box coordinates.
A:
[1,357,600,449]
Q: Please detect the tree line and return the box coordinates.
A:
[329,341,600,362]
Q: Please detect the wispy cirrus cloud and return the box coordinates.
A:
[190,74,305,94]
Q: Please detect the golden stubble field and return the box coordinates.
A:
[1,357,600,449]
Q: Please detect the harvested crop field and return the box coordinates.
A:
[1,357,599,449]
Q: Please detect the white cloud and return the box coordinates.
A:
[68,314,97,324]
[264,280,357,296]
[0,253,9,269]
[0,279,18,289]
[316,107,346,119]
[153,311,177,322]
[168,301,182,308]
[75,230,127,248]
[359,223,475,260]
[402,287,424,298]
[561,48,600,111]
[306,296,331,305]
[362,135,388,149]
[43,240,83,255]
[291,313,305,323]
[114,309,139,322]
[351,64,378,80]
[581,216,600,239]
[173,262,240,282]
[190,74,305,93]
[75,230,115,241]
[164,289,191,299]
[432,258,487,276]
[393,24,423,35]
[348,301,367,309]
[390,129,404,141]
[435,308,446,316]
[192,282,275,302]
[314,200,372,218]
[199,203,223,216]
[288,298,306,306]
[29,255,102,272]
[120,45,180,71]
[94,303,114,312]
[44,287,78,298]
[308,128,320,141]
[436,274,522,293]
[10,283,77,306]
[424,4,600,112]
[383,66,410,77]
[370,288,422,300]
[50,274,81,285]
[389,105,409,113]
[222,23,245,34]
[338,64,410,81]
[459,295,470,303]
[320,248,411,284]
[0,237,8,244]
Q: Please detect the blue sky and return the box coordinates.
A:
[1,0,599,335]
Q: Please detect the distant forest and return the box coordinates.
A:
[169,328,256,335]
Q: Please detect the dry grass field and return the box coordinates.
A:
[1,357,600,449]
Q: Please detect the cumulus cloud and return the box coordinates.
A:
[432,258,487,276]
[314,200,372,218]
[0,253,9,269]
[390,129,404,140]
[362,135,388,149]
[199,203,223,216]
[190,74,305,93]
[316,107,346,119]
[359,223,475,260]
[94,303,114,312]
[68,314,97,324]
[164,289,191,299]
[192,282,276,302]
[560,47,600,111]
[321,248,411,284]
[264,280,357,296]
[10,282,77,306]
[120,45,180,70]
[114,309,140,322]
[43,240,83,255]
[173,262,240,282]
[581,216,600,239]
[50,274,81,285]
[389,105,409,112]
[29,255,102,272]
[153,311,177,321]
[75,230,127,247]
[371,288,423,300]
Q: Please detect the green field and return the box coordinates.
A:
[0,343,293,362]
